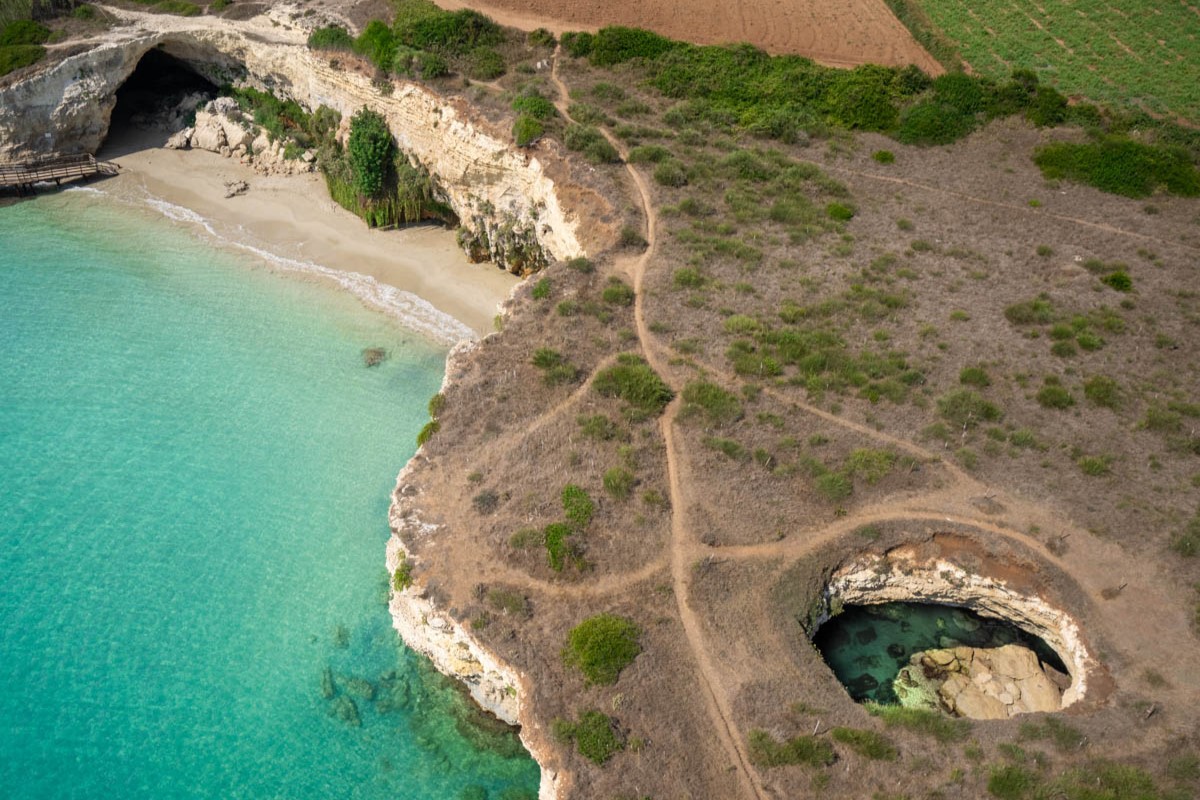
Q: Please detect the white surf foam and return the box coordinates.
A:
[136,196,475,346]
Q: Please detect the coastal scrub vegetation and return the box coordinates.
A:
[0,18,47,76]
[562,613,642,686]
[593,354,674,417]
[306,0,505,81]
[829,727,898,760]
[556,25,1200,197]
[553,710,625,764]
[747,729,836,768]
[866,703,970,743]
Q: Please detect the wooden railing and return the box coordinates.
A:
[0,154,120,193]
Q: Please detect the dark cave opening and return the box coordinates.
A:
[101,47,218,157]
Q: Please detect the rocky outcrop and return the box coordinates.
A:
[0,6,591,271]
[165,96,317,176]
[822,548,1096,708]
[894,644,1067,719]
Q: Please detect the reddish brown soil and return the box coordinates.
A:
[433,0,944,73]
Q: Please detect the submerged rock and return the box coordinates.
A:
[320,666,336,699]
[362,347,388,368]
[343,676,376,701]
[894,644,1064,720]
[328,694,361,727]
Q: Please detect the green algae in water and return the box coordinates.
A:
[0,191,539,799]
[812,603,1068,704]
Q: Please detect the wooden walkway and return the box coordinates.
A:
[0,154,120,195]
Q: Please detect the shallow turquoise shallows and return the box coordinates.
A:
[0,191,539,800]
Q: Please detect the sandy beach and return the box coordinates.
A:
[96,132,519,341]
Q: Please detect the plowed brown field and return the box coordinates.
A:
[435,0,942,73]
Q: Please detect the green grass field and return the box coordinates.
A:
[912,0,1200,122]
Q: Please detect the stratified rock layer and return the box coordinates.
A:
[0,6,598,272]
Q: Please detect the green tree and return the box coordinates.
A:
[347,107,395,199]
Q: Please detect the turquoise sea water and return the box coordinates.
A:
[0,192,539,799]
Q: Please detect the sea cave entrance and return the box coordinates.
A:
[101,46,219,157]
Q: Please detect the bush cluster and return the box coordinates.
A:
[593,354,674,415]
[562,613,642,685]
[553,710,625,764]
[1035,137,1200,198]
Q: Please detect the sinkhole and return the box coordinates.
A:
[810,546,1096,720]
[814,602,1071,718]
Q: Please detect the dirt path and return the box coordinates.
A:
[549,49,770,800]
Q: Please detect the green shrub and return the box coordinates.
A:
[563,124,620,164]
[416,419,439,446]
[428,392,446,417]
[467,46,505,79]
[653,158,688,187]
[1037,380,1075,410]
[308,24,354,50]
[1101,270,1133,292]
[543,522,573,571]
[1078,455,1112,476]
[830,727,897,761]
[527,27,556,48]
[150,1,200,15]
[0,19,49,46]
[704,436,749,461]
[815,471,852,501]
[937,390,1002,429]
[603,467,635,499]
[866,703,970,743]
[354,20,397,70]
[602,278,635,306]
[824,64,900,131]
[1004,295,1055,325]
[894,100,975,145]
[872,149,895,164]
[959,366,990,388]
[563,614,642,685]
[399,7,503,54]
[347,107,395,198]
[826,202,855,221]
[578,414,621,441]
[673,267,706,289]
[680,380,742,427]
[747,729,836,768]
[531,348,577,386]
[1171,509,1200,557]
[988,764,1034,799]
[391,556,414,591]
[1051,340,1077,357]
[511,94,557,120]
[593,354,673,415]
[845,448,896,484]
[554,710,625,764]
[566,256,594,273]
[561,484,595,530]
[560,31,594,58]
[1083,375,1121,409]
[1034,137,1200,198]
[588,25,675,66]
[0,43,42,76]
[513,114,544,146]
[628,144,672,163]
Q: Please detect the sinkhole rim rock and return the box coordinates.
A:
[809,539,1100,716]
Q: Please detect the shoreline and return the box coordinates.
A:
[97,132,520,342]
